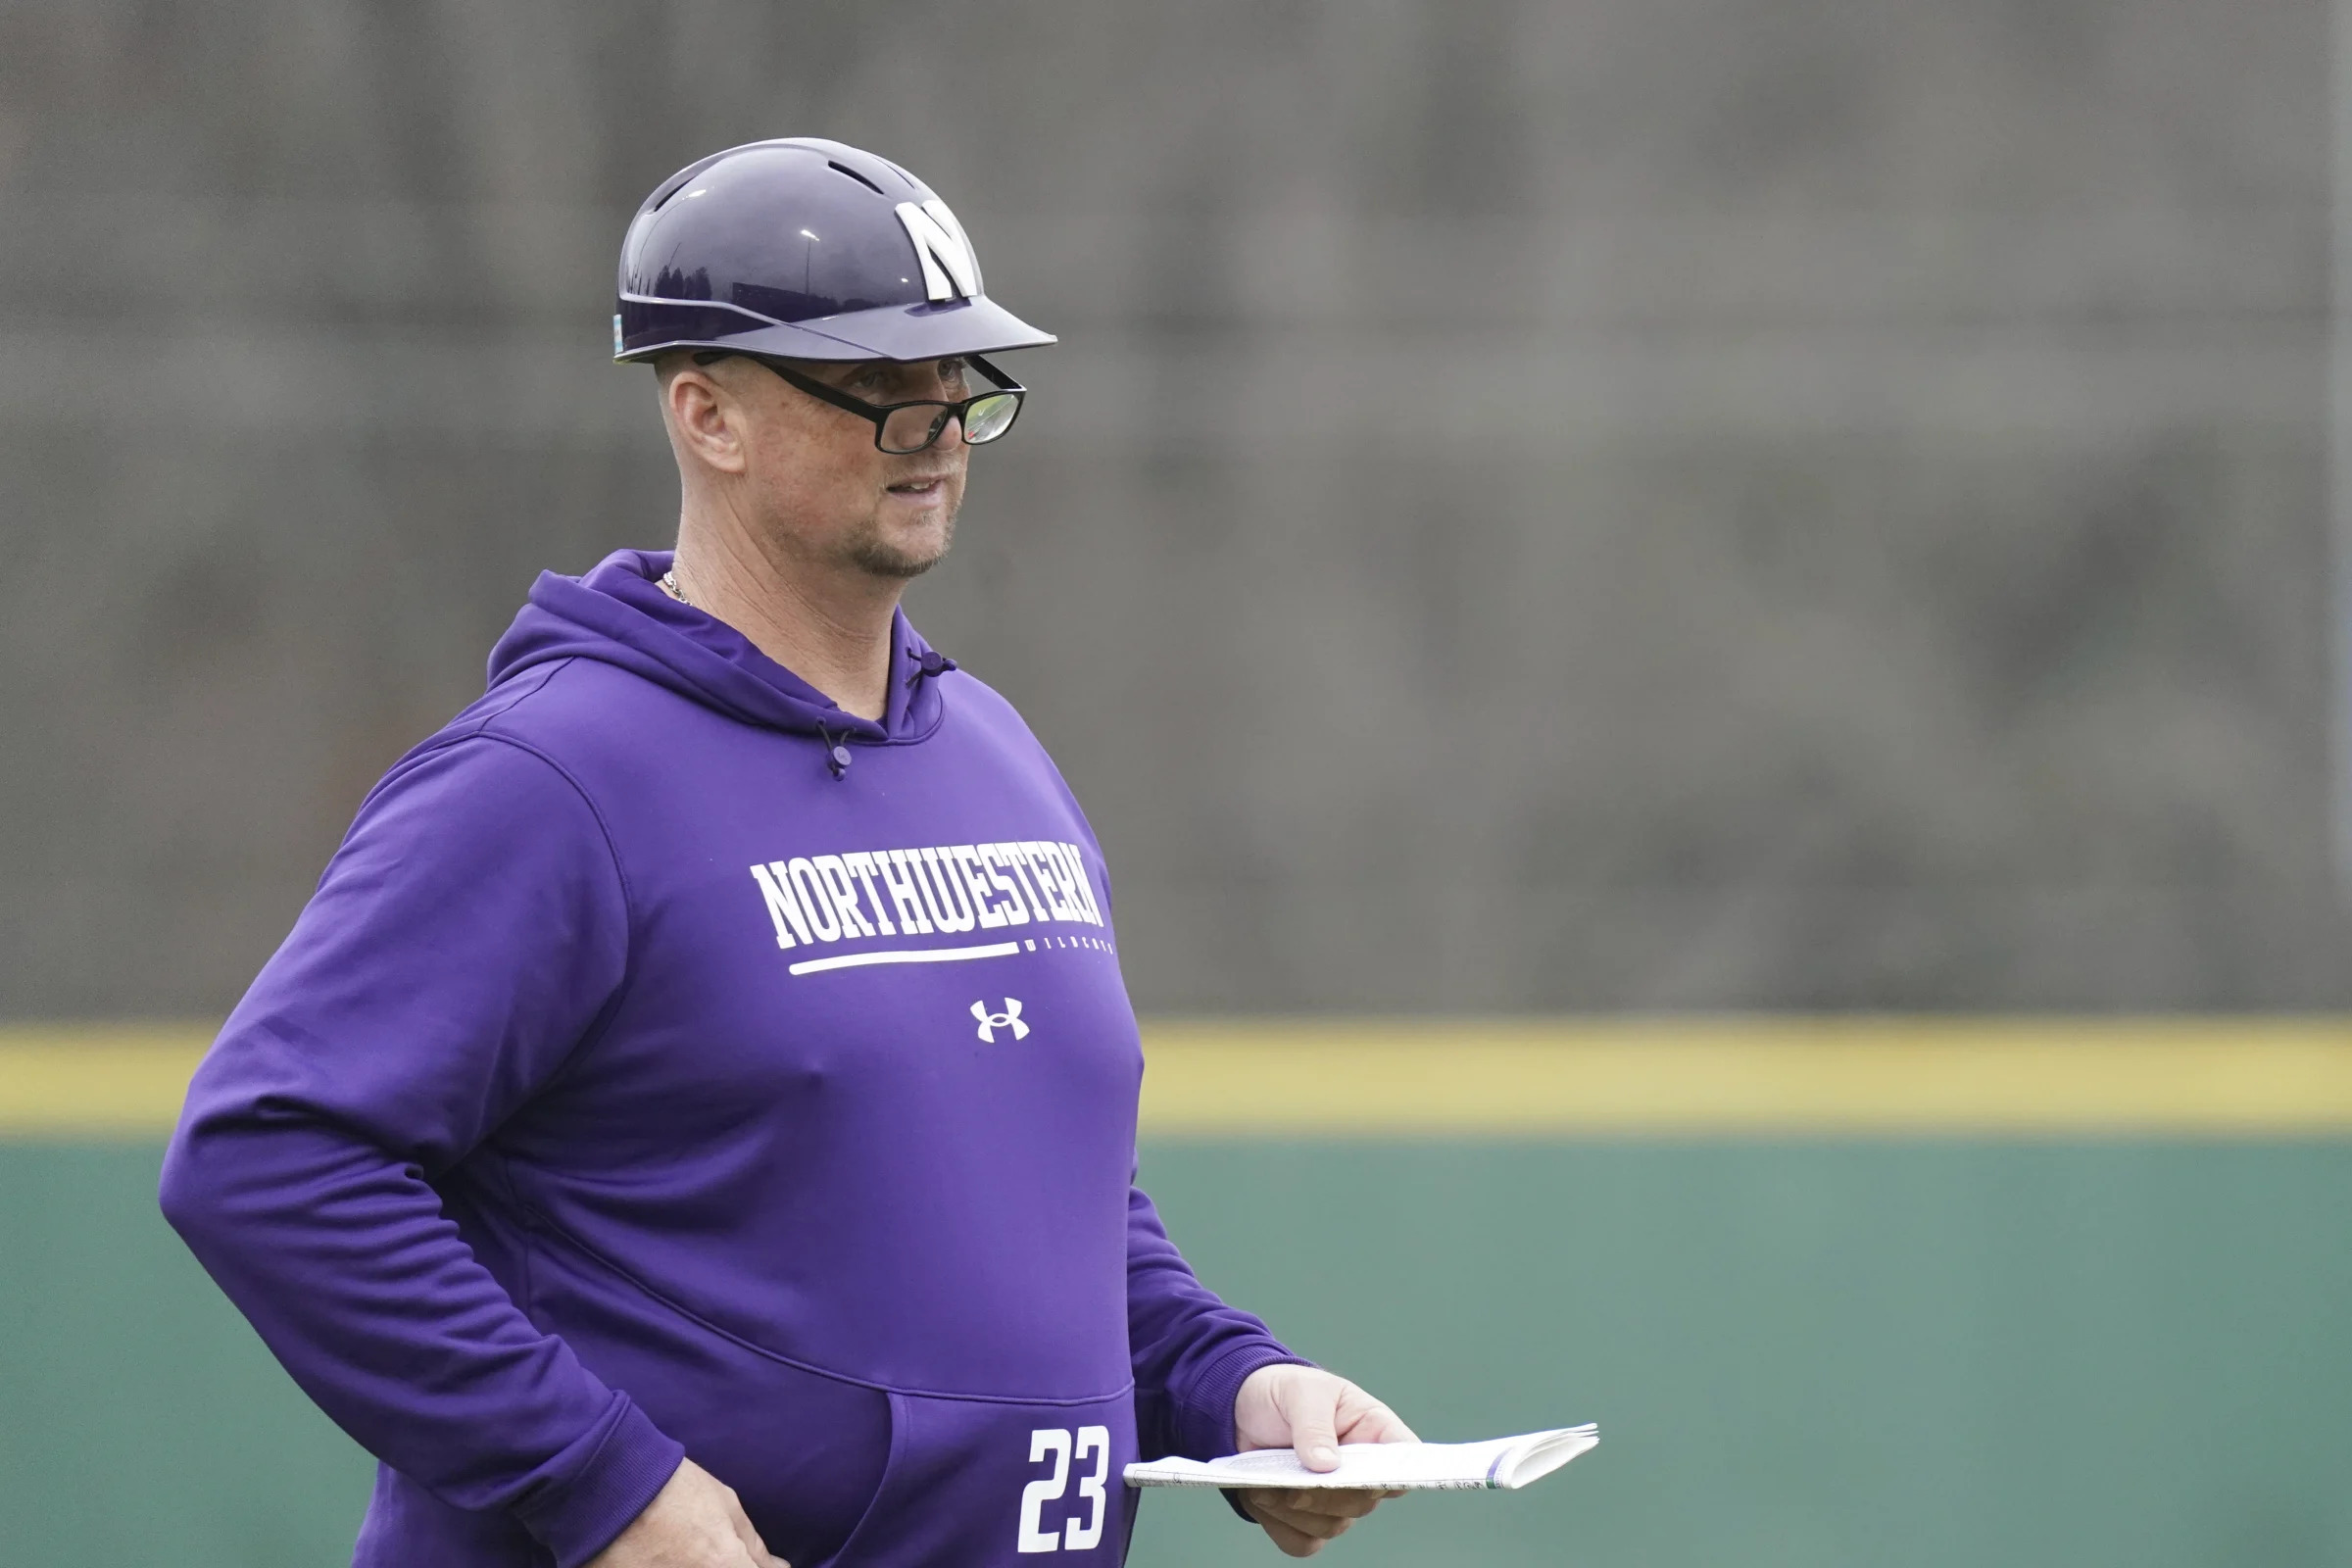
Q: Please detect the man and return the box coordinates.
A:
[161,137,1411,1568]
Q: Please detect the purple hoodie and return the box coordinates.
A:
[160,550,1299,1568]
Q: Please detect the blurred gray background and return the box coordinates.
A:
[1,0,2339,1016]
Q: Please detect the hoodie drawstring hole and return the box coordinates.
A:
[816,723,854,780]
[905,648,958,689]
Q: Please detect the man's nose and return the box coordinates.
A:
[916,411,964,452]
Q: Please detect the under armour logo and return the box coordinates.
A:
[972,998,1029,1043]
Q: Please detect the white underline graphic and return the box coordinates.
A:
[789,942,1024,976]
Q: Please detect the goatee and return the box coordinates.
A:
[847,511,956,580]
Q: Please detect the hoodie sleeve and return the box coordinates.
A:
[1125,1180,1311,1462]
[158,733,683,1568]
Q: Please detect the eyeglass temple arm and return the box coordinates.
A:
[965,354,1024,394]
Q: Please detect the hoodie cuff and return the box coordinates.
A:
[513,1396,688,1568]
[1175,1341,1315,1462]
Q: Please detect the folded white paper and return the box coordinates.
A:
[1123,1425,1598,1492]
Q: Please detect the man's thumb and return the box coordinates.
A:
[1286,1388,1342,1472]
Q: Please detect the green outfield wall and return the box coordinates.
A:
[5,1137,2349,1568]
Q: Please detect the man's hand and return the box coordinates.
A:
[586,1457,788,1568]
[1232,1364,1416,1557]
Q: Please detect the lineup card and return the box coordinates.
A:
[1124,1426,1599,1492]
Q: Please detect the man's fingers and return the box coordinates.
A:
[719,1480,785,1567]
[1254,1510,1326,1558]
[1245,1496,1350,1554]
[1266,1508,1357,1543]
[1275,1488,1385,1519]
[1242,1492,1367,1538]
[1335,1393,1417,1446]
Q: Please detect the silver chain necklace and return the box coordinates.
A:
[658,568,691,607]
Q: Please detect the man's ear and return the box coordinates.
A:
[662,363,750,475]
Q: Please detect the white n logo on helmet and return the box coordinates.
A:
[895,199,981,302]
[971,998,1028,1043]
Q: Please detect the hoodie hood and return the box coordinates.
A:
[487,549,951,745]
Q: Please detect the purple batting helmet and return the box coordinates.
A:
[613,138,1055,365]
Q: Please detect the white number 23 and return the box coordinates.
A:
[1016,1425,1110,1552]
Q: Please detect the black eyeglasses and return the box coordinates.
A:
[692,350,1027,454]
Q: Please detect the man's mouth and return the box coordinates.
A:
[886,475,950,498]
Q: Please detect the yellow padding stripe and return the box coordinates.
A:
[6,1019,2352,1139]
[0,1029,212,1137]
[1138,1019,2352,1136]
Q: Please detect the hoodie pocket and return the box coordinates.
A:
[514,1210,891,1563]
[822,1389,1139,1568]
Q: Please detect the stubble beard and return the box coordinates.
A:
[843,497,958,580]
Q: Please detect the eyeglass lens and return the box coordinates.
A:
[960,393,1020,443]
[876,392,1021,454]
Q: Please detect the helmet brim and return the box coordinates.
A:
[619,294,1054,365]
